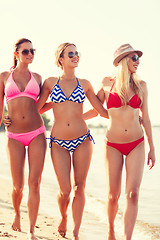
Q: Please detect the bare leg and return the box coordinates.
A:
[105,145,124,240]
[124,142,145,240]
[27,232,38,240]
[72,138,93,239]
[51,143,72,237]
[27,133,46,236]
[7,138,26,232]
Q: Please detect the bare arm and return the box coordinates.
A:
[37,79,51,113]
[83,87,107,119]
[39,102,53,114]
[140,81,155,169]
[85,81,108,119]
[0,72,6,126]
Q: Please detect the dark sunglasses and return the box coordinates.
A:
[131,55,139,62]
[20,48,36,55]
[68,51,80,58]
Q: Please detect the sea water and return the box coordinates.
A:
[0,127,160,239]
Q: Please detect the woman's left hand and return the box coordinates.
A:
[3,115,12,127]
[147,150,156,170]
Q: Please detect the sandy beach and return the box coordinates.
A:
[0,176,104,240]
[0,132,107,240]
[0,177,65,240]
[0,129,160,240]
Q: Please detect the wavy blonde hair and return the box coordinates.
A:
[114,57,143,106]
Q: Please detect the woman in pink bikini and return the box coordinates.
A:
[84,44,155,240]
[0,38,46,240]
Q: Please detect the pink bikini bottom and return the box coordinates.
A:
[106,136,144,156]
[7,125,46,146]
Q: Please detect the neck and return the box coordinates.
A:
[61,68,76,80]
[129,76,132,83]
[16,63,29,73]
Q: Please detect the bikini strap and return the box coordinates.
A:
[87,130,95,144]
[10,66,15,72]
[76,77,79,84]
[110,80,115,92]
[46,136,55,148]
[57,76,60,84]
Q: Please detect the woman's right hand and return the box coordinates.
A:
[3,115,12,127]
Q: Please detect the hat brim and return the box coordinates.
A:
[113,50,143,67]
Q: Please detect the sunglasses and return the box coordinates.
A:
[68,51,80,58]
[130,55,139,62]
[19,48,36,55]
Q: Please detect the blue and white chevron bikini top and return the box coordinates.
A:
[50,77,86,103]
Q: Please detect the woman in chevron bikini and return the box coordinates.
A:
[37,42,108,240]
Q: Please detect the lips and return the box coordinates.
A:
[134,65,138,70]
[72,60,78,63]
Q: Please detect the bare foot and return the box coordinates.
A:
[28,232,38,240]
[72,236,79,240]
[58,216,67,237]
[11,214,21,232]
[108,230,116,240]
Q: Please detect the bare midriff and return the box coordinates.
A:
[106,106,144,143]
[7,97,43,133]
[51,101,88,139]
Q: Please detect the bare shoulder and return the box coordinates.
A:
[78,78,93,92]
[78,78,89,85]
[140,80,147,91]
[0,71,10,84]
[31,72,42,84]
[43,76,58,90]
[45,76,58,85]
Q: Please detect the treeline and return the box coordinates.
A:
[87,123,107,129]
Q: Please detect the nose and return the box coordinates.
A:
[28,50,33,55]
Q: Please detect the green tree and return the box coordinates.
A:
[0,106,8,131]
[41,113,51,130]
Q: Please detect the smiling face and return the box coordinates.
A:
[14,41,35,65]
[127,52,140,74]
[59,44,79,70]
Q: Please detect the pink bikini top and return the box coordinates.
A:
[5,71,40,103]
[107,81,141,109]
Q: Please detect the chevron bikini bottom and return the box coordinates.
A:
[47,130,95,152]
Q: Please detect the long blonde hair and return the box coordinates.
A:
[114,57,143,105]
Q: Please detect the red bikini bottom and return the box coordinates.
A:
[106,136,144,156]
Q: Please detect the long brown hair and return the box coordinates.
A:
[13,38,32,69]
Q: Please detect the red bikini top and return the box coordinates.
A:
[107,81,141,109]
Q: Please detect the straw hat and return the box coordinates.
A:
[113,43,143,67]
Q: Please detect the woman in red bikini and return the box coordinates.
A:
[84,44,155,240]
[0,38,46,240]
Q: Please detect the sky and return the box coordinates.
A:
[0,0,160,125]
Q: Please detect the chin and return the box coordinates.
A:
[130,68,137,74]
[73,64,78,68]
